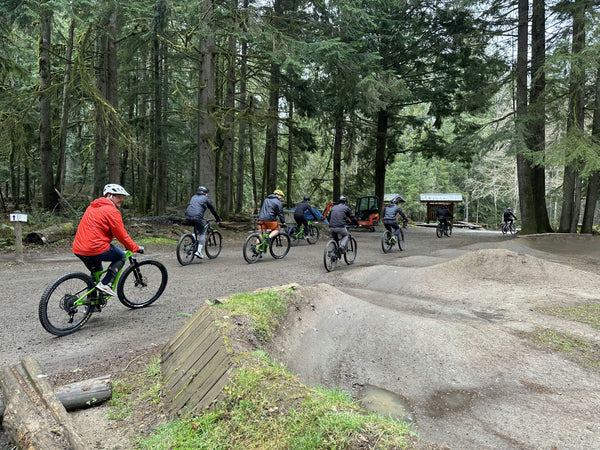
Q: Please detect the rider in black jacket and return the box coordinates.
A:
[382,197,409,243]
[258,189,286,244]
[185,186,222,259]
[328,196,358,251]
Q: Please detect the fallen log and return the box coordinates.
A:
[0,357,88,449]
[24,222,75,245]
[0,374,112,420]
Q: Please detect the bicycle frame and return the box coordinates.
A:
[77,250,137,308]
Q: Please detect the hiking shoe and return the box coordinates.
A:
[194,250,204,259]
[265,236,272,246]
[96,282,116,297]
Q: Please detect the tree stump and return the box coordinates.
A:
[24,222,75,245]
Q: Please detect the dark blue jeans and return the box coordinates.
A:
[75,244,126,285]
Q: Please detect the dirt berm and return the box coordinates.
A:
[266,241,600,449]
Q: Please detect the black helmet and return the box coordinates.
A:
[197,186,209,194]
[303,195,310,201]
[338,196,347,203]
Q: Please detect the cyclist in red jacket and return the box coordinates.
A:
[73,184,144,297]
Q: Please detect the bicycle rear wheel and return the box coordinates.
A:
[306,224,320,244]
[117,260,168,308]
[446,224,453,237]
[288,226,300,246]
[39,272,95,336]
[398,228,405,251]
[205,230,223,259]
[243,233,262,264]
[176,233,196,266]
[270,233,291,259]
[323,240,338,272]
[436,223,443,238]
[381,230,393,253]
[344,236,357,265]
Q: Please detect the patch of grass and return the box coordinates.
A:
[539,303,600,330]
[108,355,163,420]
[213,289,291,341]
[137,351,414,449]
[137,237,177,245]
[527,329,600,370]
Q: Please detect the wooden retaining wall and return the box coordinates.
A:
[161,304,232,417]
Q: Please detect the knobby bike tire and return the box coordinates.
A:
[117,260,168,308]
[446,224,453,237]
[509,224,515,235]
[176,233,196,266]
[270,233,291,259]
[398,228,405,251]
[243,233,262,264]
[306,225,320,244]
[205,230,223,259]
[324,240,338,272]
[381,230,393,253]
[39,272,95,336]
[436,224,443,238]
[344,236,357,265]
[288,226,300,247]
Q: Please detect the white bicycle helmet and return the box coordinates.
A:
[103,183,130,196]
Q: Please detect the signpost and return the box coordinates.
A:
[10,212,28,264]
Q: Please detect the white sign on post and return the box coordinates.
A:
[10,213,28,222]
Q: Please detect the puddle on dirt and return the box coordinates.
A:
[358,384,416,423]
[424,389,479,418]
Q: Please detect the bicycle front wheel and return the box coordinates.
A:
[176,233,196,266]
[288,226,300,247]
[344,236,357,265]
[381,230,393,253]
[117,260,168,308]
[447,224,453,237]
[270,233,291,259]
[323,240,338,272]
[205,230,223,259]
[306,224,320,244]
[509,223,515,234]
[39,272,95,336]
[398,228,405,251]
[243,233,262,264]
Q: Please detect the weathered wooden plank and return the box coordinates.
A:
[185,350,232,411]
[161,306,211,361]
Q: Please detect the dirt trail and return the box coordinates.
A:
[2,227,600,449]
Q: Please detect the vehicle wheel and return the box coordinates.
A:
[270,233,291,259]
[205,230,222,259]
[39,272,95,336]
[176,233,196,266]
[306,225,320,244]
[509,224,515,235]
[117,260,168,308]
[447,224,453,237]
[381,230,393,253]
[398,228,405,251]
[344,236,357,265]
[436,224,443,238]
[288,226,300,246]
[243,233,262,264]
[324,240,338,272]
[502,223,507,234]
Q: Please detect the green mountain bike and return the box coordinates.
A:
[39,250,168,336]
[287,220,320,246]
[243,227,290,264]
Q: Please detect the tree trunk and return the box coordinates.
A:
[236,18,248,213]
[39,2,57,210]
[559,0,586,233]
[197,1,217,194]
[265,62,281,194]
[56,19,75,196]
[286,103,294,207]
[515,0,537,235]
[94,17,109,198]
[107,8,120,184]
[221,32,236,218]
[374,108,388,213]
[333,118,343,201]
[581,68,600,234]
[529,0,552,233]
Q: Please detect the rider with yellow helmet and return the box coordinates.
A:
[258,189,286,244]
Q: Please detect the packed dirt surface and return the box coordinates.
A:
[1,224,600,449]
